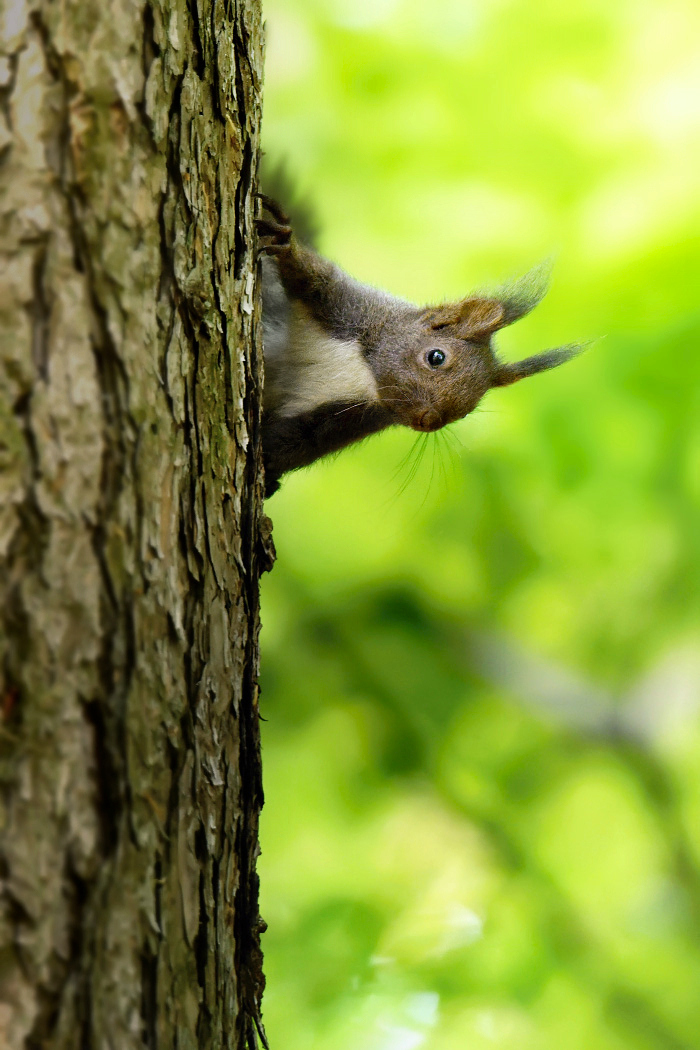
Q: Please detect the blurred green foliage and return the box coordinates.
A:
[258,1,700,1047]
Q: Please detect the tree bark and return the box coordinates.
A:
[0,1,271,1048]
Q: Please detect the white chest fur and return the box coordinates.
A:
[267,300,379,419]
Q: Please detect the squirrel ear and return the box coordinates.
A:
[426,298,505,340]
[425,262,554,338]
[493,344,586,386]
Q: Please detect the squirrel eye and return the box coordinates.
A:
[426,348,446,368]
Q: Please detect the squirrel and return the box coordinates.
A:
[256,195,583,497]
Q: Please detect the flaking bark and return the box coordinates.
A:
[0,1,271,1048]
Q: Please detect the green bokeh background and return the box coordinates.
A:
[258,1,700,1047]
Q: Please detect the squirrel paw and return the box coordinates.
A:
[256,194,290,225]
[255,195,292,258]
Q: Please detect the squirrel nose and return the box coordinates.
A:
[415,408,442,431]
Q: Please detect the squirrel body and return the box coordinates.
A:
[258,197,581,497]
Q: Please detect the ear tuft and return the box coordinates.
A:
[493,343,587,386]
[493,260,552,326]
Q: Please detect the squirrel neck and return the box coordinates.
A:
[263,255,414,421]
[271,243,415,352]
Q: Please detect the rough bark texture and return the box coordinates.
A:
[0,1,271,1048]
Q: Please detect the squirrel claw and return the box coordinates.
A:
[255,193,290,226]
[255,242,290,263]
[255,210,292,260]
[255,216,291,240]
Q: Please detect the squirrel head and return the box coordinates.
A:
[372,269,583,432]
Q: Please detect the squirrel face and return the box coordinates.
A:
[372,298,504,432]
[374,332,496,431]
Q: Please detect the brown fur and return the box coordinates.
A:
[257,196,583,496]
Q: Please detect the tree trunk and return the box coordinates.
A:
[0,1,271,1048]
